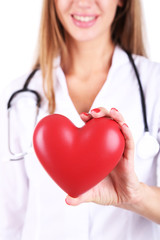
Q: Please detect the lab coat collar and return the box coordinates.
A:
[53,45,130,97]
[111,45,129,70]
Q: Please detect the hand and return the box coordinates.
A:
[65,107,142,207]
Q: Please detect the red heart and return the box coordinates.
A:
[33,114,125,198]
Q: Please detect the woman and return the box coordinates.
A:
[0,0,160,239]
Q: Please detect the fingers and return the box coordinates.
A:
[81,107,124,122]
[65,191,92,206]
[90,107,110,118]
[80,107,135,161]
[109,108,134,162]
[121,123,134,161]
[65,196,81,206]
[109,108,125,127]
[80,112,92,122]
[80,107,110,122]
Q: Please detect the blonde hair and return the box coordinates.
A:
[33,0,146,113]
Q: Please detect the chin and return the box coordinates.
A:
[70,32,99,43]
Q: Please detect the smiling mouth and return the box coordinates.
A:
[72,15,97,23]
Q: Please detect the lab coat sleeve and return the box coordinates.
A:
[157,119,160,186]
[155,69,160,187]
[0,80,29,240]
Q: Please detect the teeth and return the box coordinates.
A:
[73,15,96,22]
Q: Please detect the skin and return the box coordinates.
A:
[54,0,160,224]
[55,0,123,42]
[54,0,123,114]
[66,108,160,224]
[66,107,140,206]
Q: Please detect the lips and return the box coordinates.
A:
[72,15,96,22]
[71,14,98,28]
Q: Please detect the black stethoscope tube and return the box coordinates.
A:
[7,68,40,109]
[7,50,160,160]
[125,51,149,132]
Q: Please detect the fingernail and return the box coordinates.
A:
[111,108,119,112]
[122,123,128,128]
[81,112,90,117]
[65,198,71,205]
[91,108,101,113]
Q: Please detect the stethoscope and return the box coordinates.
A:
[7,50,160,161]
[7,68,40,161]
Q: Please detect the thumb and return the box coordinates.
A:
[65,196,82,206]
[65,191,92,206]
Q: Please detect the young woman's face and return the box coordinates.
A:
[54,0,123,43]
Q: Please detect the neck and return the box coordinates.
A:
[62,35,115,78]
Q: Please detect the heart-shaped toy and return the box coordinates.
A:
[33,114,125,197]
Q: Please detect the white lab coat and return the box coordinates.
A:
[0,46,160,240]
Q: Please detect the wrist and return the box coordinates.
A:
[117,181,145,209]
[127,182,148,209]
[119,183,160,224]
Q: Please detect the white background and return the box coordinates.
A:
[0,0,160,96]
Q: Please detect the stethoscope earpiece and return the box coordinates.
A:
[137,132,160,159]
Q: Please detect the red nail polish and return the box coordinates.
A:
[65,198,71,205]
[111,108,119,112]
[81,112,89,117]
[123,123,128,128]
[91,108,101,113]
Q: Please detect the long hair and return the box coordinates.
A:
[33,0,146,114]
[112,0,146,55]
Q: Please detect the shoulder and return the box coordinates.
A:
[0,69,43,106]
[0,69,44,128]
[116,46,160,77]
[114,46,160,90]
[133,54,160,80]
[130,54,160,93]
[133,54,160,122]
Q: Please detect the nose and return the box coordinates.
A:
[75,0,93,8]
